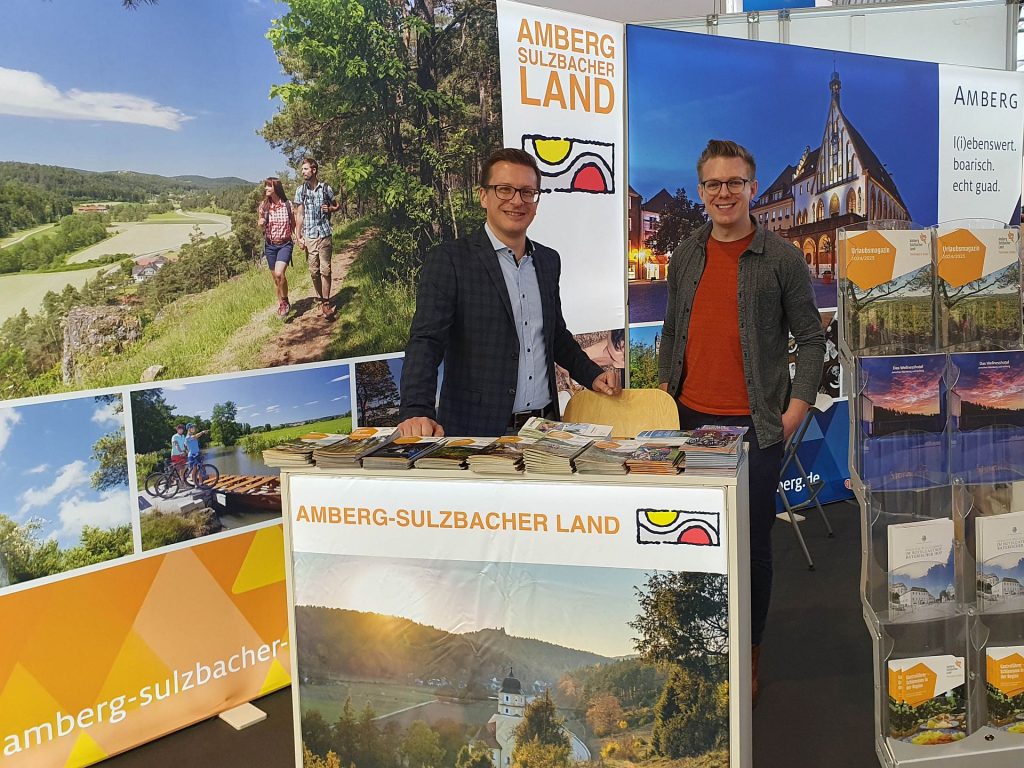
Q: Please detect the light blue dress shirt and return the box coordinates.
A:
[484,223,550,412]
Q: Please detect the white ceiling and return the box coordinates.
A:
[513,0,724,24]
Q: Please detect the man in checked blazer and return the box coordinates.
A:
[397,148,621,437]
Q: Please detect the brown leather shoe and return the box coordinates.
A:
[751,644,761,707]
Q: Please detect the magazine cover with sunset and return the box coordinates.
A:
[852,353,949,493]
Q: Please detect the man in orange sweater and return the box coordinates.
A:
[659,139,825,703]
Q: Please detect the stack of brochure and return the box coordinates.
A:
[361,436,444,469]
[523,433,594,475]
[517,417,612,440]
[313,427,396,469]
[414,438,495,470]
[574,439,641,475]
[680,426,746,475]
[625,442,686,474]
[467,437,536,475]
[262,439,317,468]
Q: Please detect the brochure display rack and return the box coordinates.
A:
[279,462,752,768]
[839,219,1024,766]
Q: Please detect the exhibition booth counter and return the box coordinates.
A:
[280,459,752,768]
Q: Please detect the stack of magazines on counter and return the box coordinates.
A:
[262,439,319,468]
[523,433,596,475]
[467,437,536,475]
[675,426,746,475]
[362,436,443,469]
[312,427,396,469]
[574,439,642,475]
[413,437,495,469]
[516,418,611,475]
[625,438,687,475]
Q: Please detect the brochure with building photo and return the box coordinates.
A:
[857,354,948,490]
[887,655,966,745]
[839,228,934,355]
[887,518,956,622]
[986,646,1024,732]
[937,227,1021,352]
[976,510,1024,615]
[950,351,1024,484]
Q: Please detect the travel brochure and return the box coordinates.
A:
[624,443,686,475]
[887,655,966,745]
[887,517,956,623]
[986,646,1024,732]
[361,436,445,469]
[413,438,496,470]
[936,227,1022,352]
[574,439,642,475]
[840,228,934,356]
[262,432,349,468]
[949,350,1024,484]
[517,416,613,440]
[523,433,594,475]
[311,427,398,469]
[466,436,537,475]
[975,510,1024,615]
[856,354,948,490]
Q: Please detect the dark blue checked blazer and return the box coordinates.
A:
[399,227,603,437]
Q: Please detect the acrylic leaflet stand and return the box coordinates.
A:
[839,218,1024,767]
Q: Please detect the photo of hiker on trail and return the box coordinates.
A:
[258,177,296,319]
[293,157,339,319]
[0,1,503,400]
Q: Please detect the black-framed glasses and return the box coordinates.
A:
[483,184,541,204]
[700,178,750,194]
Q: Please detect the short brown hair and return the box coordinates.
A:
[697,139,756,181]
[482,148,542,190]
[302,156,318,171]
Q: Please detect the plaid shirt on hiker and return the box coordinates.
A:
[293,182,334,240]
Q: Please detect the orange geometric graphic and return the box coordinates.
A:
[0,527,289,768]
[987,652,1024,698]
[937,228,986,288]
[889,662,938,707]
[842,230,897,290]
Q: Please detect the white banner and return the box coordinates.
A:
[938,65,1024,224]
[496,0,626,335]
[289,474,727,573]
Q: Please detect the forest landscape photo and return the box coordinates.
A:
[293,556,731,768]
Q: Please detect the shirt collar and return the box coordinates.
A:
[484,223,534,259]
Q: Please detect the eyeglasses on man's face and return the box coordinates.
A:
[484,184,541,204]
[700,178,751,195]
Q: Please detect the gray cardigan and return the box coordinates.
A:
[658,220,826,448]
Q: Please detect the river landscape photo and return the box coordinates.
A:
[130,363,351,550]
